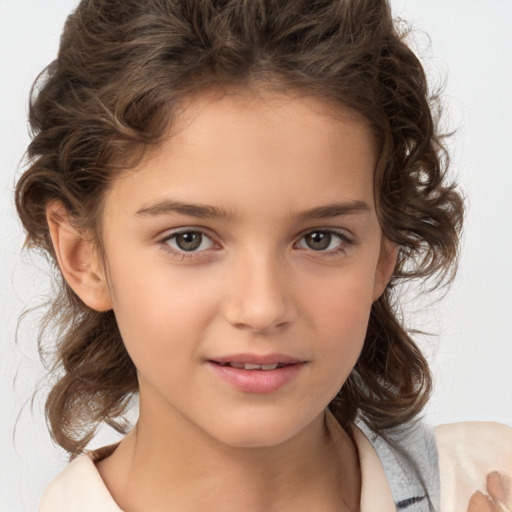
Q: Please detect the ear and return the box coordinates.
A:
[46,200,112,312]
[372,238,398,302]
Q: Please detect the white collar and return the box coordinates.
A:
[39,418,395,512]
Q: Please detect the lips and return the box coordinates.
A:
[206,353,305,393]
[210,353,303,366]
[215,362,288,370]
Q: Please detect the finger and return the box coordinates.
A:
[487,472,512,509]
[468,491,494,512]
[488,472,506,503]
[501,474,512,507]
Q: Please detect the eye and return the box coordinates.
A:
[297,230,350,252]
[162,229,216,253]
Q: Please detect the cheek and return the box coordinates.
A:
[306,262,375,332]
[303,268,375,383]
[319,290,371,363]
[106,258,221,370]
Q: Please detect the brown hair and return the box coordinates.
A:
[15,0,463,456]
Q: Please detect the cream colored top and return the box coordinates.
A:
[39,422,512,512]
[436,422,512,511]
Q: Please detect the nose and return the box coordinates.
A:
[222,249,297,333]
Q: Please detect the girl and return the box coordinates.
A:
[14,0,512,510]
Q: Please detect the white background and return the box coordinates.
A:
[1,1,511,510]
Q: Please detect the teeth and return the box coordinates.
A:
[226,362,280,370]
[244,363,262,370]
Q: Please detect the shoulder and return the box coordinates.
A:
[39,450,122,512]
[358,419,512,511]
[436,420,512,462]
[435,421,512,511]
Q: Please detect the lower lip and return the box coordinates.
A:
[207,362,304,394]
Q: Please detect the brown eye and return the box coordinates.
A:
[297,230,349,252]
[175,232,202,251]
[164,230,215,252]
[304,231,333,251]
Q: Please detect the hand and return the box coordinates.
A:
[468,472,511,512]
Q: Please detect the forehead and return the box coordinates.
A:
[104,89,378,220]
[172,87,376,158]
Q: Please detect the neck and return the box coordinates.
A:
[97,406,360,512]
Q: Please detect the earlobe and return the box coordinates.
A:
[46,201,112,312]
[372,239,398,302]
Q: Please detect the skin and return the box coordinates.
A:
[468,472,511,512]
[48,89,397,512]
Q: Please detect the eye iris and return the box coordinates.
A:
[176,232,202,251]
[306,232,331,250]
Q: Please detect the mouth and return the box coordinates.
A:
[208,353,305,369]
[206,355,305,393]
[212,361,292,371]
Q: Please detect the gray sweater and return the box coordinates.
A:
[357,420,440,511]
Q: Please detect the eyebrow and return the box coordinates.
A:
[297,201,371,220]
[135,199,370,220]
[136,200,235,220]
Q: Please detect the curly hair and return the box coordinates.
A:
[15,0,463,456]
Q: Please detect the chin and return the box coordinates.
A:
[206,412,316,450]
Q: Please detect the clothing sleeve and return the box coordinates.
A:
[435,421,512,512]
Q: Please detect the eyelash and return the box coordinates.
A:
[159,228,354,261]
[159,229,219,261]
[296,230,353,255]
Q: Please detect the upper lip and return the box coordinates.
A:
[209,353,304,365]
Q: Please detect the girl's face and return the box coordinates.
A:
[99,90,395,448]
